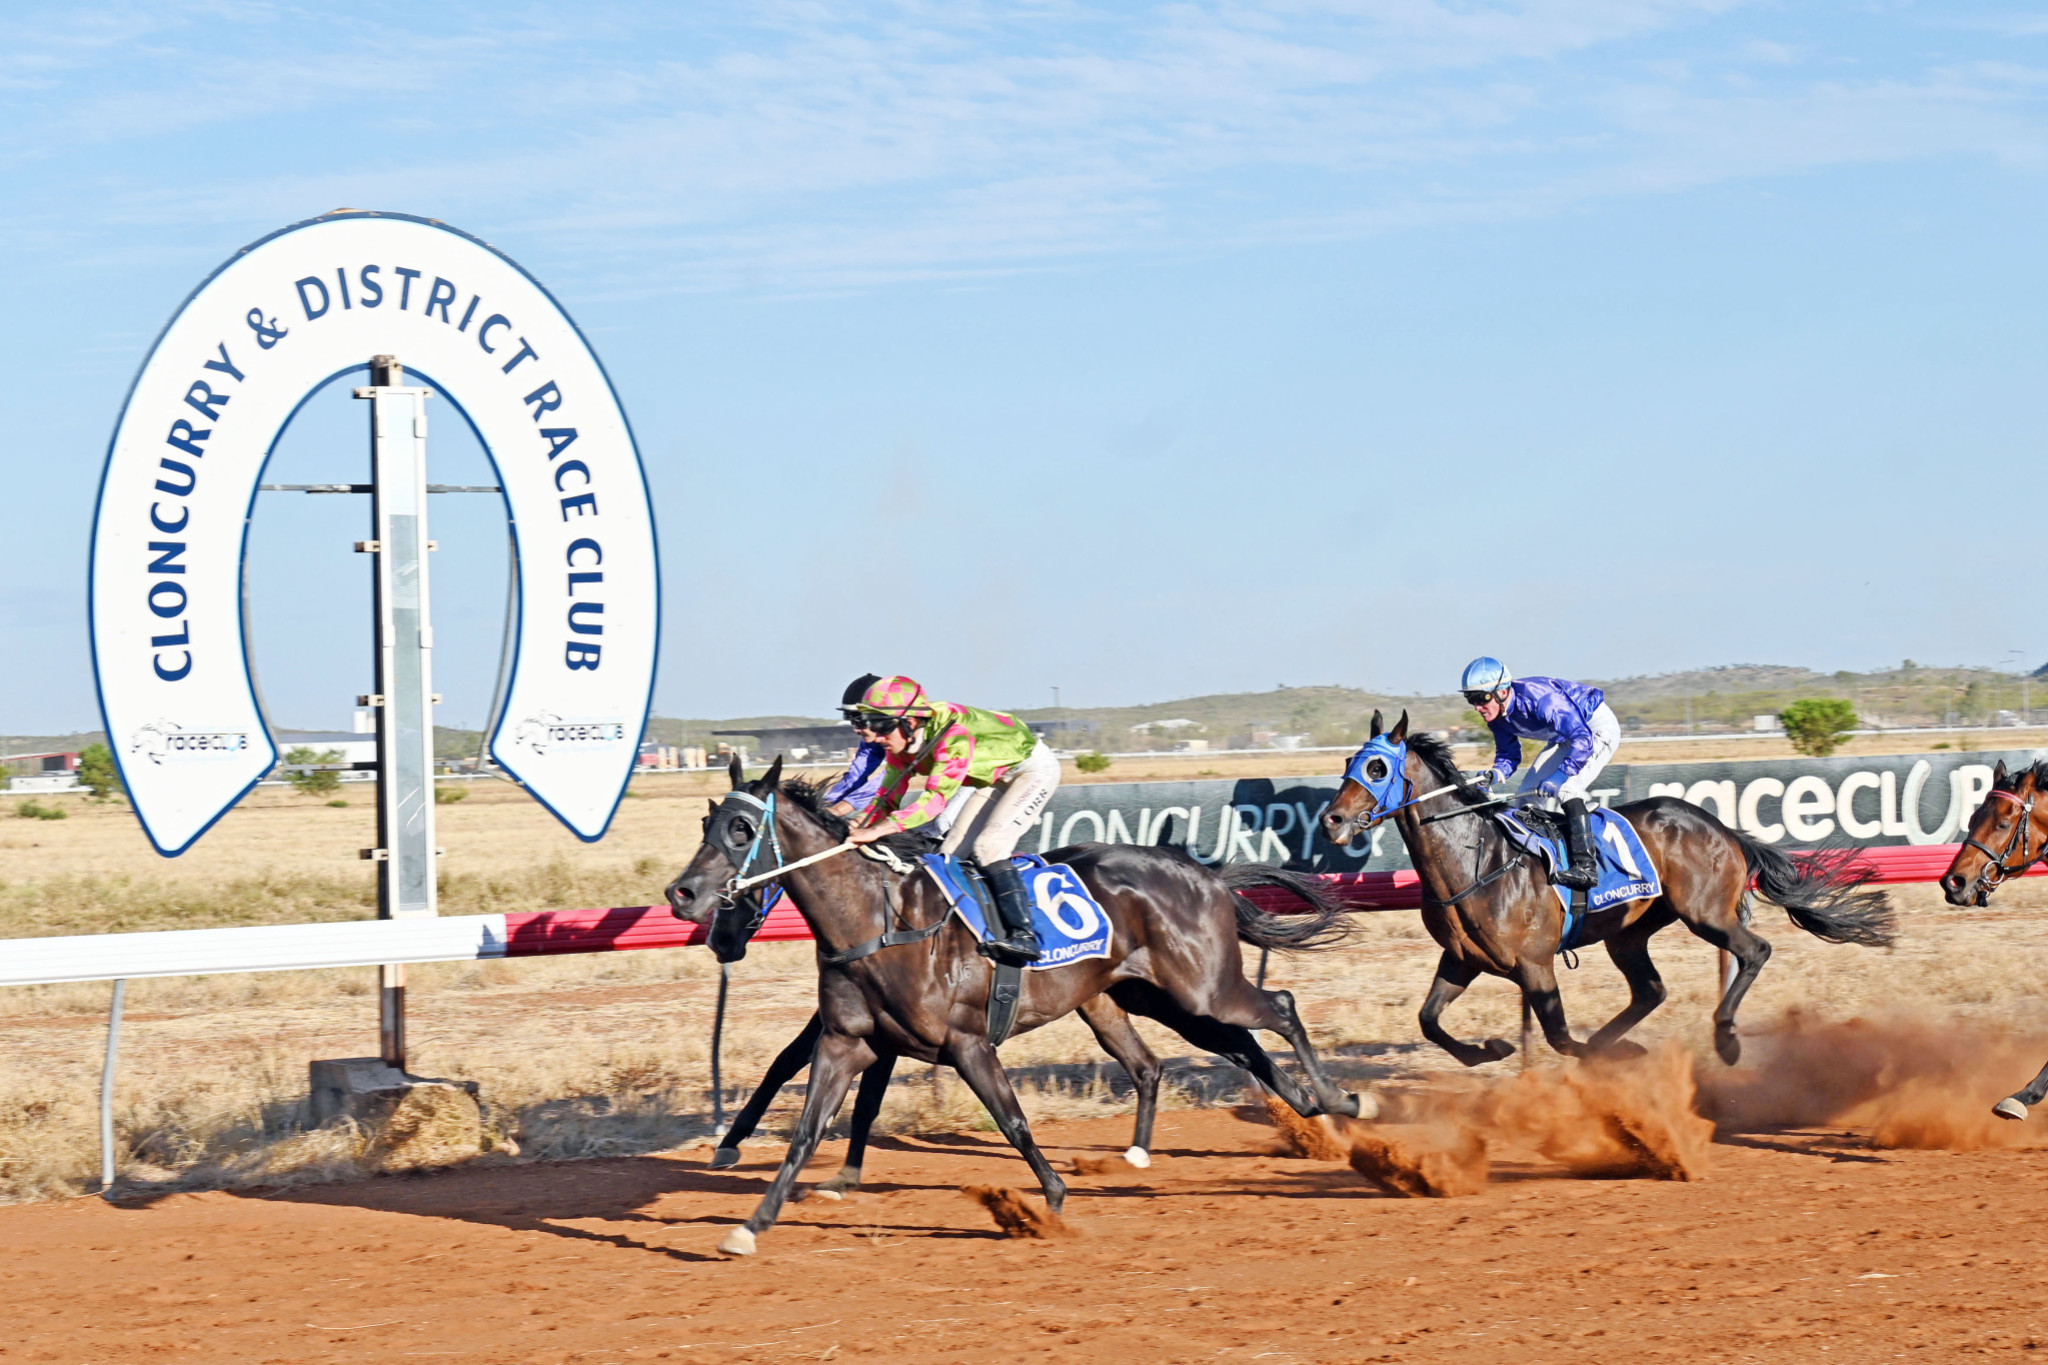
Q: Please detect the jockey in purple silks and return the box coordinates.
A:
[826,673,889,816]
[1460,657,1622,892]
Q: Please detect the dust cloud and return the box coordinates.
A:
[1260,1092,1350,1161]
[961,1184,1075,1239]
[1695,1008,2048,1151]
[1348,1127,1489,1197]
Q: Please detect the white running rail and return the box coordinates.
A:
[0,915,514,990]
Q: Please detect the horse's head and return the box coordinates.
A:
[665,754,786,963]
[1321,709,1411,847]
[1942,759,2048,907]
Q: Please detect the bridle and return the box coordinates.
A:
[705,788,786,939]
[1332,735,1526,908]
[1958,786,2042,902]
[702,787,949,966]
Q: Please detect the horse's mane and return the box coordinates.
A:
[1406,731,1492,807]
[1994,759,2048,792]
[773,776,939,857]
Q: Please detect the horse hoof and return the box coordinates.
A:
[708,1147,741,1170]
[1342,1091,1380,1121]
[817,1167,862,1193]
[1995,1097,2029,1122]
[1600,1040,1648,1061]
[1122,1146,1151,1170]
[718,1227,757,1257]
[1481,1038,1516,1063]
[1714,1027,1741,1066]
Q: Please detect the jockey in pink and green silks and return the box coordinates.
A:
[846,675,1060,965]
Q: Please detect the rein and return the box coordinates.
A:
[1960,787,2042,895]
[1385,778,1532,909]
[711,788,950,967]
[1364,780,1478,828]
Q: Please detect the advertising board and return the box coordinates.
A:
[1030,748,2047,873]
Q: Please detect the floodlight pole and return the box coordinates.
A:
[354,355,440,1072]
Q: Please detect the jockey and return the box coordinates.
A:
[845,675,1060,965]
[1460,657,1621,892]
[826,673,887,817]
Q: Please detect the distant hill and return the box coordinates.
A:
[0,731,107,757]
[641,662,2041,756]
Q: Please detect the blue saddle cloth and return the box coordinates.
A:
[920,853,1114,970]
[1498,808,1662,947]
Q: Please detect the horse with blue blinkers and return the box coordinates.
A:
[1320,711,1896,1067]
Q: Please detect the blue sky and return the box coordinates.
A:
[6,1,2047,732]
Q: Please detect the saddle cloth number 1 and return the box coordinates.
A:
[1600,819,1644,878]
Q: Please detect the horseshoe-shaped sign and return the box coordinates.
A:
[90,211,659,855]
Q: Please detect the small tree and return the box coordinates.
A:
[76,743,123,801]
[1780,698,1858,757]
[284,746,343,796]
[1074,751,1112,774]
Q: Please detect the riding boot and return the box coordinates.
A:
[1557,798,1599,891]
[974,857,1043,965]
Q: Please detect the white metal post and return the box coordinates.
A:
[99,978,125,1198]
[354,356,439,1072]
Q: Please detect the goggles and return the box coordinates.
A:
[1463,690,1501,708]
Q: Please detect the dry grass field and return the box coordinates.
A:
[4,742,2047,1207]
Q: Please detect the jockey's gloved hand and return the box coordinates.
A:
[1468,768,1498,789]
[1537,779,1563,800]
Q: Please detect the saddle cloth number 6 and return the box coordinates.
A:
[1032,870,1102,939]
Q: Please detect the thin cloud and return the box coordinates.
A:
[0,1,2042,295]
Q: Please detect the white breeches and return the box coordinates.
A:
[940,744,1062,862]
[1518,702,1622,806]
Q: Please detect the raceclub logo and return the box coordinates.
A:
[129,722,250,765]
[509,713,625,755]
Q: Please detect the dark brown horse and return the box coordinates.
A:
[680,765,1165,1187]
[1941,758,2048,1120]
[1320,712,1895,1066]
[666,758,1361,1256]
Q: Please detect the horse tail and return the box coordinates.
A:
[1218,864,1353,952]
[1737,835,1897,948]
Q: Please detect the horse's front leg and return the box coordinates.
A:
[719,1030,875,1257]
[1514,957,1586,1059]
[711,1013,823,1169]
[1420,949,1515,1067]
[946,1036,1068,1214]
[820,1051,898,1192]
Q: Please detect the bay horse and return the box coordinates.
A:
[665,757,1362,1256]
[1320,711,1895,1066]
[1940,758,2048,1120]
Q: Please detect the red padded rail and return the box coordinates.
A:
[499,843,2010,956]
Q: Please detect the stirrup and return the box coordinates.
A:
[983,931,1042,965]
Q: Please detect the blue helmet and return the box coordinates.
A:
[1460,657,1512,696]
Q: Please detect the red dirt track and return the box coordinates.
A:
[8,1108,2048,1362]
